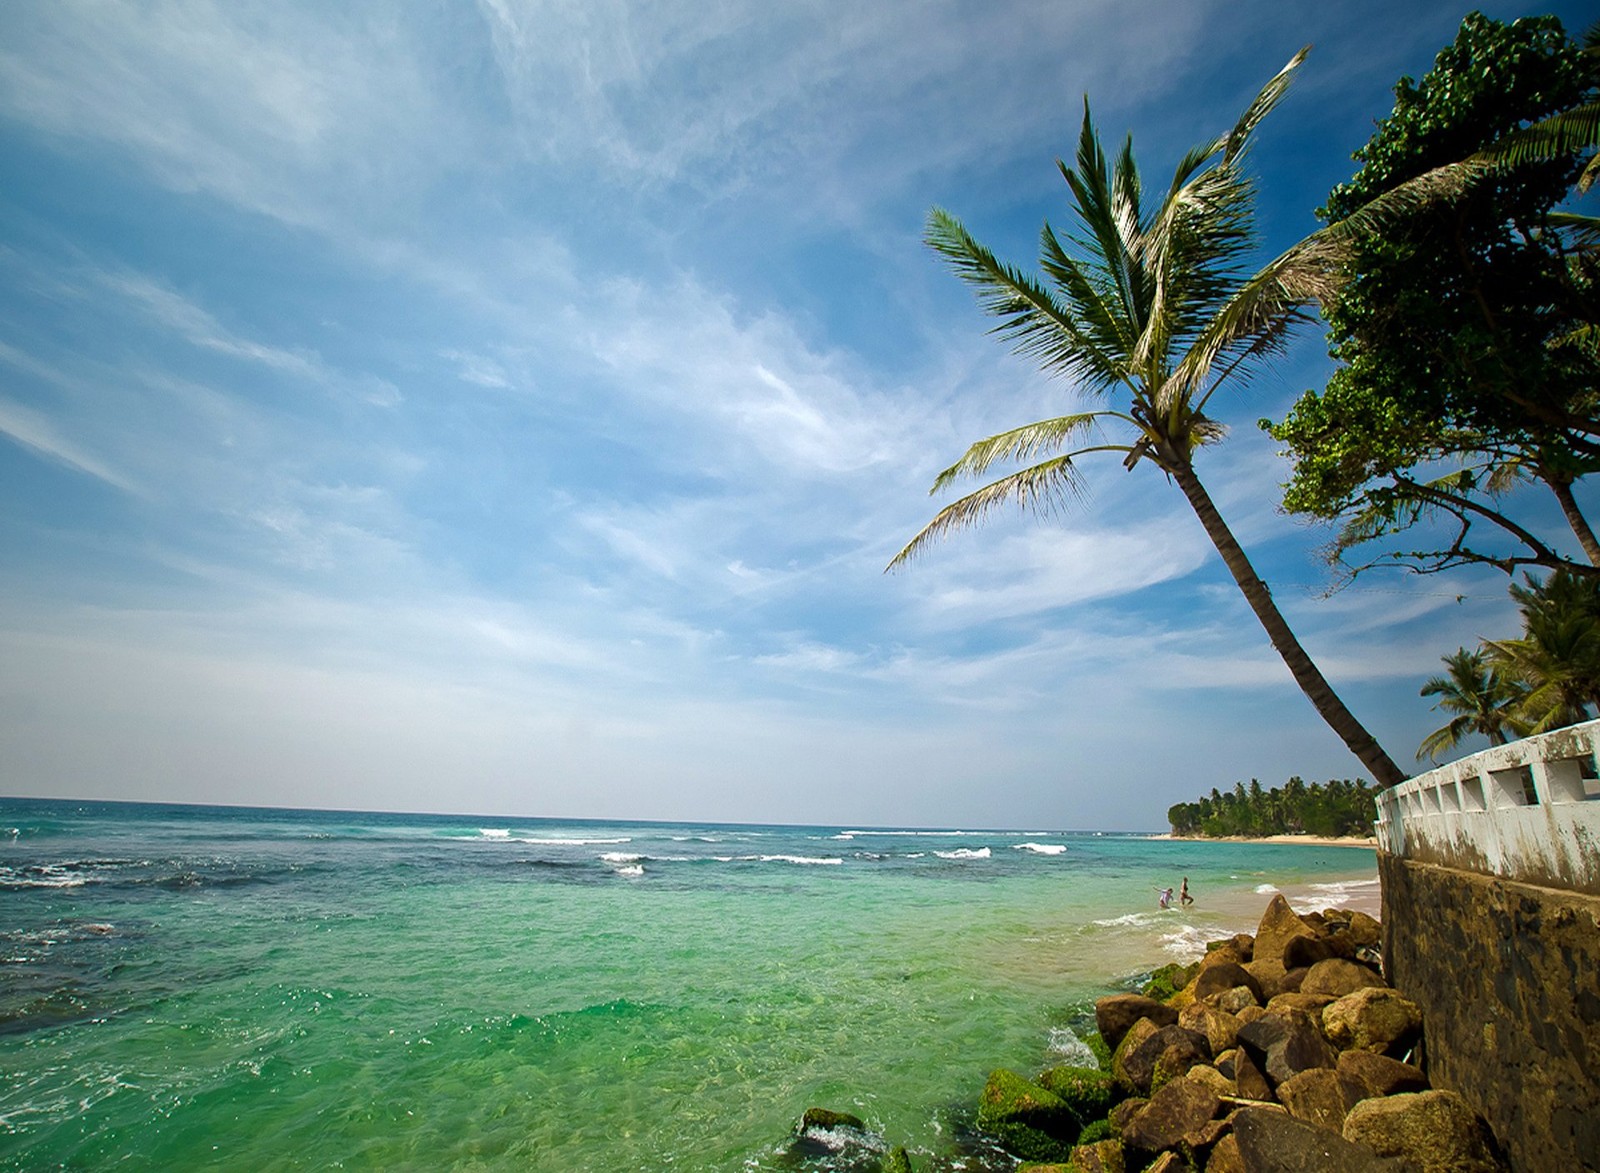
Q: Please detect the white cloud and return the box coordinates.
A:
[0,396,140,494]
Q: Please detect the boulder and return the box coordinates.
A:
[1110,1096,1146,1135]
[1342,1090,1507,1172]
[1180,1113,1234,1167]
[1233,1106,1404,1171]
[1255,895,1316,965]
[1266,991,1336,1017]
[1211,985,1260,1015]
[1345,911,1381,949]
[1276,1068,1366,1133]
[1067,1139,1125,1172]
[1144,1153,1186,1173]
[1096,993,1179,1051]
[1301,959,1386,999]
[1035,1065,1115,1128]
[1185,1062,1235,1099]
[1143,961,1199,1003]
[1236,1010,1337,1089]
[1151,1037,1211,1092]
[1194,962,1264,1005]
[1121,1074,1220,1156]
[1204,934,1255,967]
[1322,988,1423,1056]
[1214,1048,1238,1080]
[1115,1023,1210,1097]
[800,1107,866,1132]
[881,1146,914,1173]
[1232,1045,1275,1103]
[1207,1133,1246,1173]
[1244,958,1308,1000]
[1335,1050,1428,1099]
[1237,1004,1269,1026]
[975,1069,1076,1163]
[1282,933,1338,969]
[1180,1002,1243,1055]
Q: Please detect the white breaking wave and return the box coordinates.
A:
[612,864,644,878]
[1093,912,1154,928]
[479,829,511,839]
[742,854,843,866]
[1013,843,1067,855]
[934,847,990,860]
[599,853,644,864]
[1255,883,1280,894]
[835,830,1010,839]
[518,837,633,846]
[1159,923,1211,961]
[1047,1026,1098,1067]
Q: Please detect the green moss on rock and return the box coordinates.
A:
[1085,1031,1113,1071]
[976,1069,1079,1162]
[1141,961,1198,1003]
[1037,1065,1116,1126]
[881,1144,914,1173]
[983,1121,1076,1164]
[800,1107,866,1132]
[1077,1116,1114,1145]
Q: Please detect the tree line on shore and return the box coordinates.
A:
[1166,777,1378,840]
[891,11,1600,782]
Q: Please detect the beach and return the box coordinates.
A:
[1146,832,1378,849]
[1,800,1381,1171]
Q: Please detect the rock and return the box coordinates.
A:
[1076,1116,1114,1146]
[1233,1106,1403,1171]
[1122,1074,1220,1155]
[1195,962,1264,1005]
[1342,1090,1507,1172]
[1266,991,1335,1017]
[801,1107,866,1132]
[1109,1097,1147,1135]
[1345,911,1381,949]
[1035,1065,1114,1128]
[975,1069,1077,1162]
[1207,1133,1246,1173]
[1180,1114,1234,1167]
[1096,993,1179,1052]
[1067,1139,1125,1173]
[1232,1045,1275,1102]
[1282,933,1337,969]
[1301,959,1386,999]
[1322,988,1423,1056]
[1244,958,1304,1001]
[1181,1001,1243,1055]
[1152,1039,1210,1092]
[1143,961,1199,1002]
[1144,1153,1186,1173]
[1110,1017,1159,1084]
[1116,1024,1210,1097]
[1255,895,1316,965]
[1276,1068,1366,1133]
[881,1146,914,1173]
[1237,1004,1269,1026]
[1186,1062,1235,1099]
[1212,985,1259,1015]
[1214,1048,1238,1080]
[1236,1010,1337,1089]
[1336,1051,1428,1099]
[1204,934,1255,967]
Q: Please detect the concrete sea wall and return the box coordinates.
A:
[1379,851,1600,1172]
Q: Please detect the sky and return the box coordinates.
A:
[0,1,1593,831]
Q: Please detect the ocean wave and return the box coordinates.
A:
[1092,912,1156,928]
[479,829,511,839]
[1013,843,1066,855]
[0,865,91,889]
[1310,878,1379,892]
[1047,1026,1097,1067]
[599,853,644,864]
[518,837,632,846]
[1159,923,1211,961]
[740,855,843,866]
[934,847,990,860]
[835,829,1005,839]
[1255,883,1280,894]
[612,864,644,878]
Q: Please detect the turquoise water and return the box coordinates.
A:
[0,800,1378,1170]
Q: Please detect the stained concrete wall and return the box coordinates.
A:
[1379,852,1600,1173]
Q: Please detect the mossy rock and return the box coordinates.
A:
[1085,1030,1113,1071]
[800,1106,866,1132]
[1141,961,1198,1003]
[1077,1116,1114,1145]
[881,1145,914,1173]
[1037,1065,1116,1125]
[983,1120,1076,1164]
[977,1069,1076,1133]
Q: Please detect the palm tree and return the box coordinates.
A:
[1487,570,1600,732]
[1416,647,1527,761]
[888,51,1407,788]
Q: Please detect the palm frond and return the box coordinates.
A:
[885,456,1089,570]
[1221,47,1310,164]
[928,413,1131,492]
[1479,100,1600,190]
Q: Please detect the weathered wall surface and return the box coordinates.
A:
[1379,851,1600,1173]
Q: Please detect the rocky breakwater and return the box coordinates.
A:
[971,896,1510,1172]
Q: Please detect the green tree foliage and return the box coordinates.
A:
[1416,647,1527,761]
[1167,776,1377,838]
[1268,14,1600,581]
[889,53,1405,787]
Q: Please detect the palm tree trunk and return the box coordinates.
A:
[1549,477,1600,566]
[1168,458,1407,789]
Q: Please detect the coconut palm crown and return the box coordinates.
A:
[1417,647,1527,761]
[889,50,1407,788]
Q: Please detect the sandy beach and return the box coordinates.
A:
[1146,833,1377,849]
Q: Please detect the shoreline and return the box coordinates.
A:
[1146,832,1377,849]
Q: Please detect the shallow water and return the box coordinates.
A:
[0,800,1378,1170]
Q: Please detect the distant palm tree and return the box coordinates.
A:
[888,51,1406,788]
[1417,647,1527,761]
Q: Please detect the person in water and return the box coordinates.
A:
[1158,886,1174,909]
[1180,877,1193,907]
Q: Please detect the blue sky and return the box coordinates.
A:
[0,1,1592,830]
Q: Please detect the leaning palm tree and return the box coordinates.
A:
[1417,647,1527,761]
[1486,570,1600,732]
[888,51,1407,788]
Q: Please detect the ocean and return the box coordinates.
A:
[0,799,1379,1171]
